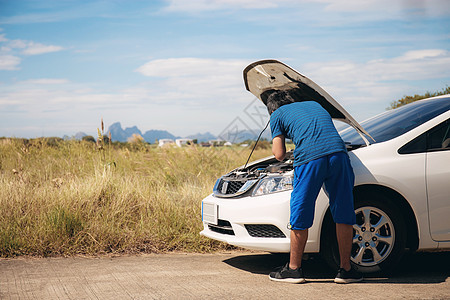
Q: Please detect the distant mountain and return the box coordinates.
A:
[185,132,217,143]
[143,130,178,144]
[109,122,142,142]
[105,122,270,144]
[63,131,87,141]
[74,132,88,140]
[218,128,271,143]
[108,122,178,144]
[124,126,142,138]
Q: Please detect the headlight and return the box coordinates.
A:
[252,175,293,196]
[213,178,259,198]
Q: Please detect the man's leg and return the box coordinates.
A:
[288,158,327,269]
[324,152,356,271]
[336,223,353,271]
[325,152,362,283]
[335,222,362,283]
[289,229,308,269]
[269,228,307,283]
[269,159,325,283]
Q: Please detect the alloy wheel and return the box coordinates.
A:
[352,206,395,267]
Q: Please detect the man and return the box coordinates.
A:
[267,90,363,284]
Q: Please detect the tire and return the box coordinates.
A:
[321,193,407,274]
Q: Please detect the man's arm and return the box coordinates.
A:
[272,135,286,161]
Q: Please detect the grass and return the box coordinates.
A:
[0,137,272,257]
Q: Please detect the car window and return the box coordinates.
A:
[427,119,450,151]
[340,97,450,145]
[398,119,450,154]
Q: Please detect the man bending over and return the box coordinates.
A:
[267,90,363,284]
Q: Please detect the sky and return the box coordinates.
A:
[0,0,449,139]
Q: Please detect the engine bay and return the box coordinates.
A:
[213,151,295,198]
[230,150,294,178]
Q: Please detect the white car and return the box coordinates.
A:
[201,60,450,273]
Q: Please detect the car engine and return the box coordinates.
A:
[213,151,294,198]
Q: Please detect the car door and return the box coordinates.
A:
[425,119,450,241]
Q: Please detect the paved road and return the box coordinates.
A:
[1,251,449,299]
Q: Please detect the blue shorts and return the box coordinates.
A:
[289,151,356,230]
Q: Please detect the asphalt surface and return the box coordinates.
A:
[1,251,449,299]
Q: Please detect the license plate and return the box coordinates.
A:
[202,202,218,225]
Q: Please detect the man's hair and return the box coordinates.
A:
[266,90,295,115]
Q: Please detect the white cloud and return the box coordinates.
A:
[136,57,246,77]
[7,39,28,49]
[0,33,64,70]
[305,49,450,84]
[164,0,450,17]
[0,86,121,109]
[21,79,70,85]
[320,0,450,16]
[135,57,253,105]
[133,52,449,123]
[0,55,21,70]
[299,48,450,117]
[0,34,64,55]
[164,0,280,11]
[398,49,447,61]
[21,42,64,55]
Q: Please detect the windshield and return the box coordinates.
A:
[340,96,450,145]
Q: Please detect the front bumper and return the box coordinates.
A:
[201,188,329,253]
[201,191,292,252]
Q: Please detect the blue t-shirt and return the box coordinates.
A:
[270,101,346,166]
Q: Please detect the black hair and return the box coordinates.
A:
[266,90,295,115]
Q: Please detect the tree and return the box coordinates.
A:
[82,135,96,143]
[388,86,450,109]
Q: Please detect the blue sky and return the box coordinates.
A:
[1,0,449,138]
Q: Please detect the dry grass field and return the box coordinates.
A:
[0,137,272,257]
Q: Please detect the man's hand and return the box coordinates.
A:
[272,135,286,161]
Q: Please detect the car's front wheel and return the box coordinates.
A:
[321,194,407,274]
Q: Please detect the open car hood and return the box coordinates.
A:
[243,60,374,145]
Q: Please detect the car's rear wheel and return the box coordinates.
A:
[321,194,407,274]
